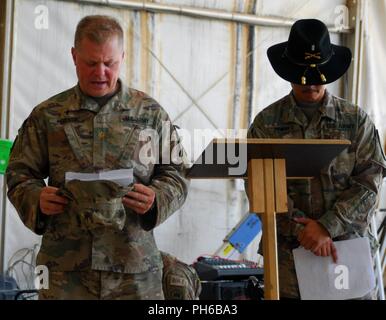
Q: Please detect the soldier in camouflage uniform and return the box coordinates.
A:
[161,251,201,300]
[247,19,386,299]
[6,15,189,299]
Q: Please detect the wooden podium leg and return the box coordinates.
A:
[261,159,279,300]
[247,159,265,213]
[274,159,287,214]
[248,159,287,300]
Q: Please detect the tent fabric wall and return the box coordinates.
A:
[2,0,349,277]
[359,1,386,294]
[358,0,386,145]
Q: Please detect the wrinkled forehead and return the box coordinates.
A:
[76,36,124,59]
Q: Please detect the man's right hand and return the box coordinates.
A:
[295,217,338,263]
[39,186,68,215]
[313,239,338,263]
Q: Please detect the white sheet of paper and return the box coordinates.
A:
[293,237,375,300]
[65,169,134,187]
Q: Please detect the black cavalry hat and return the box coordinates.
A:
[267,19,352,85]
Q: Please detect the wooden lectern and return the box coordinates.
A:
[187,138,350,300]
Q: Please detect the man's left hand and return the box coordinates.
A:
[295,217,337,263]
[122,183,155,215]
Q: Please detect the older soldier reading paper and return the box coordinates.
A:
[6,15,189,300]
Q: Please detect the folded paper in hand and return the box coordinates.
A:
[293,237,375,300]
[65,169,134,187]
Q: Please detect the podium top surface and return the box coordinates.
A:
[187,138,351,178]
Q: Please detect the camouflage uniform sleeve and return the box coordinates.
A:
[6,109,49,235]
[247,113,271,139]
[161,251,202,300]
[244,114,270,196]
[140,113,189,231]
[318,111,386,238]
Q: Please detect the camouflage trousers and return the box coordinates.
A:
[39,269,164,300]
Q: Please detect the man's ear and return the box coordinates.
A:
[71,47,77,66]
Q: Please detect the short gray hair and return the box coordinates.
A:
[74,15,123,49]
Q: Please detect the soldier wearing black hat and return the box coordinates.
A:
[247,19,386,299]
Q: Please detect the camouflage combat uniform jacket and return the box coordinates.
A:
[6,80,189,274]
[248,90,386,298]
